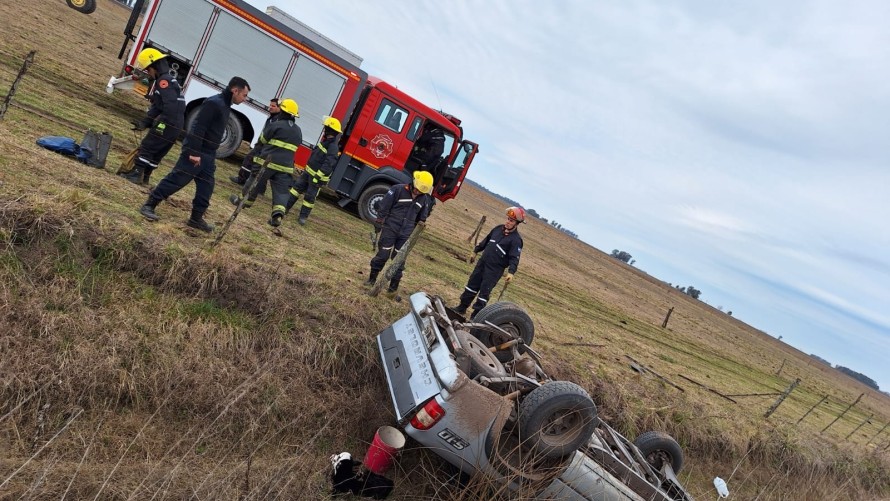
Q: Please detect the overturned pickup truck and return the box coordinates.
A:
[376,293,694,500]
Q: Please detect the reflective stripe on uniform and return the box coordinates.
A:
[267,138,298,151]
[464,286,479,294]
[289,187,300,197]
[305,166,330,182]
[253,160,293,173]
[302,200,315,208]
[272,204,287,214]
[315,142,328,154]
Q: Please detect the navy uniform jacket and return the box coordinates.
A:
[377,184,432,239]
[253,115,302,173]
[305,133,340,181]
[139,73,185,130]
[475,225,523,274]
[182,88,233,156]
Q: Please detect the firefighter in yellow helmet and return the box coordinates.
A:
[229,98,302,228]
[365,171,434,298]
[454,206,525,318]
[122,47,185,185]
[284,116,342,225]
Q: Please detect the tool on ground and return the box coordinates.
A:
[210,156,270,249]
[369,222,425,297]
[496,278,510,302]
[467,215,486,263]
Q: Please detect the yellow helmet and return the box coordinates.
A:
[413,170,434,194]
[322,116,342,133]
[278,98,299,117]
[135,48,167,70]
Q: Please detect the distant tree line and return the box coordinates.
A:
[834,365,879,391]
[610,249,635,266]
[464,179,579,239]
[810,354,830,365]
[666,282,702,300]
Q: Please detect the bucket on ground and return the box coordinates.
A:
[364,425,405,475]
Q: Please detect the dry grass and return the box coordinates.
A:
[1,0,889,499]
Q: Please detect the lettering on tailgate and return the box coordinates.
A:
[438,428,470,451]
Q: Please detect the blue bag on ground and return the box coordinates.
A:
[36,135,93,164]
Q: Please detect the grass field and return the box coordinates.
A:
[1,1,889,499]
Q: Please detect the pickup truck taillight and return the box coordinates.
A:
[410,398,445,430]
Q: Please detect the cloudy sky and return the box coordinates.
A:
[245,0,890,391]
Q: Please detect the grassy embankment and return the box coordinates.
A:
[1,1,889,499]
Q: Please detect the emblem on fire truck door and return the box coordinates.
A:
[370,134,394,159]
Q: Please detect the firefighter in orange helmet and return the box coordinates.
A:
[454,207,525,318]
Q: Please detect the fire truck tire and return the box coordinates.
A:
[357,183,390,223]
[216,113,244,158]
[633,431,684,473]
[518,381,597,459]
[470,302,535,362]
[67,0,97,14]
[185,107,243,159]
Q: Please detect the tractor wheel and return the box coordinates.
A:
[67,0,97,14]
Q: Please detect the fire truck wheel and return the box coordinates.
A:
[357,183,390,223]
[66,0,97,14]
[216,114,244,158]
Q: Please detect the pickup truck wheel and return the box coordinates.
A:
[455,330,506,379]
[518,381,597,459]
[470,302,534,362]
[358,184,390,223]
[67,0,97,14]
[634,431,683,473]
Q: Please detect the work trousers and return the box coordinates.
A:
[149,152,216,216]
[285,170,323,219]
[369,229,409,288]
[242,169,293,217]
[458,261,505,316]
[135,126,179,180]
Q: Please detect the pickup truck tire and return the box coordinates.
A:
[455,330,506,379]
[470,302,534,363]
[67,0,97,14]
[358,184,390,223]
[634,431,684,474]
[518,381,597,459]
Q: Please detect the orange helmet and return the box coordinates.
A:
[506,206,526,223]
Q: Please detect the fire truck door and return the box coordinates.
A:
[349,97,410,169]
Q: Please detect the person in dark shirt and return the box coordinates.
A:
[122,48,185,186]
[364,171,434,296]
[284,116,342,226]
[138,76,250,233]
[454,206,525,318]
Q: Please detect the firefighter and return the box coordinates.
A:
[454,206,525,318]
[139,77,251,232]
[230,98,281,186]
[411,124,445,173]
[365,171,434,296]
[229,98,302,228]
[284,116,342,225]
[123,48,186,185]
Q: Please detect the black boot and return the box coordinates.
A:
[139,197,160,221]
[364,269,379,287]
[141,167,154,186]
[187,212,214,233]
[123,164,144,184]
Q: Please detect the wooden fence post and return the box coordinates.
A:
[775,359,786,376]
[845,414,873,440]
[821,393,864,433]
[763,378,800,418]
[466,215,486,243]
[661,307,674,328]
[867,421,889,446]
[796,394,828,425]
[0,50,36,121]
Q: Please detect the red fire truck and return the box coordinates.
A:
[108,0,478,222]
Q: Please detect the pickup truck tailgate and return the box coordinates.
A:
[376,294,444,423]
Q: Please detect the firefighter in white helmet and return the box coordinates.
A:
[284,116,342,226]
[454,206,525,318]
[122,47,186,186]
[365,171,434,298]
